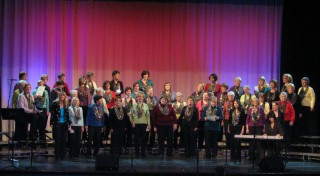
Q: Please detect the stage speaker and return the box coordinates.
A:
[259,156,285,172]
[95,154,119,171]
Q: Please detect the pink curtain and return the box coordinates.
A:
[1,0,282,106]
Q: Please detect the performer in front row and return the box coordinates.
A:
[17,83,39,141]
[130,92,150,157]
[110,97,129,156]
[202,96,223,158]
[153,96,177,157]
[50,92,71,160]
[68,97,84,157]
[144,86,158,149]
[246,97,265,160]
[85,95,105,156]
[180,96,198,157]
[172,92,186,149]
[228,99,246,161]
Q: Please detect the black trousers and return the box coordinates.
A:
[223,119,231,149]
[87,126,102,155]
[81,106,88,140]
[111,128,125,155]
[148,110,156,147]
[69,126,82,157]
[284,121,292,146]
[14,113,37,141]
[125,122,133,147]
[229,125,242,160]
[248,126,263,159]
[204,130,219,157]
[133,124,147,155]
[174,123,184,148]
[53,122,68,159]
[37,109,48,141]
[158,125,173,156]
[301,106,312,136]
[182,125,197,156]
[197,121,205,148]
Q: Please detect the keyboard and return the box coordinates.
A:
[234,134,283,140]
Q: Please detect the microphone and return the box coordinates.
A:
[7,78,18,81]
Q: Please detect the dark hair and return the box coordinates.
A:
[272,101,279,106]
[234,99,242,109]
[112,70,120,76]
[125,86,133,93]
[141,70,150,78]
[55,80,64,86]
[221,83,229,90]
[115,96,122,102]
[41,74,48,81]
[133,82,140,88]
[19,71,27,80]
[102,80,111,90]
[94,95,103,103]
[267,111,276,119]
[209,73,218,81]
[269,79,278,87]
[58,72,65,79]
[23,83,31,89]
[78,76,86,87]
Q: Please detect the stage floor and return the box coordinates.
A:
[0,147,320,175]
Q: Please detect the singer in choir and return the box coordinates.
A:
[86,72,97,96]
[110,97,129,155]
[191,83,204,103]
[159,82,176,104]
[85,95,105,156]
[52,73,70,96]
[144,86,158,149]
[130,92,150,157]
[32,80,50,141]
[229,77,244,100]
[50,92,71,160]
[153,96,177,157]
[246,97,265,160]
[110,70,124,97]
[202,96,223,158]
[68,97,84,157]
[180,96,198,157]
[17,83,39,141]
[137,70,154,94]
[228,99,246,161]
[172,92,186,149]
[204,73,221,96]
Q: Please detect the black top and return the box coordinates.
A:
[228,108,246,127]
[179,106,199,129]
[110,80,124,95]
[109,107,129,130]
[264,122,283,136]
[50,101,71,126]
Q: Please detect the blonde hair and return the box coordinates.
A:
[71,97,79,107]
[283,73,293,83]
[57,92,68,107]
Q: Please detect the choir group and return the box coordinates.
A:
[11,70,316,161]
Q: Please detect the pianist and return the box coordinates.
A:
[262,112,283,157]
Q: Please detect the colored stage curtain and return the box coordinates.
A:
[1,0,283,131]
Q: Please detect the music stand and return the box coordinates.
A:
[0,108,24,170]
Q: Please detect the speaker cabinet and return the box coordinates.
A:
[95,154,119,171]
[259,156,285,172]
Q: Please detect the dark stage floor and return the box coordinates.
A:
[1,146,320,176]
